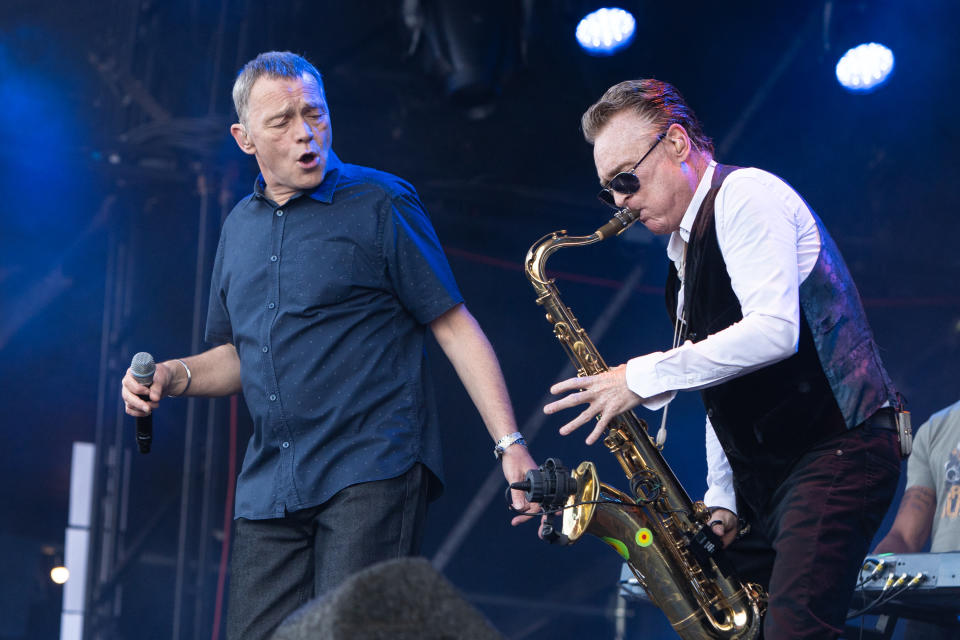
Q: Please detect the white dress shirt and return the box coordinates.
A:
[624,161,821,514]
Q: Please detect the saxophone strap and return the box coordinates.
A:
[655,243,689,448]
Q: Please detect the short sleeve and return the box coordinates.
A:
[382,186,463,324]
[204,232,233,345]
[906,416,935,491]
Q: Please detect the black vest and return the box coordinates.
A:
[665,165,896,513]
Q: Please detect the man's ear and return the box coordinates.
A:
[665,123,691,163]
[230,123,256,155]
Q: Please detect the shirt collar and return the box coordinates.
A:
[666,159,717,263]
[252,150,344,205]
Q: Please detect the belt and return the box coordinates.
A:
[862,407,897,432]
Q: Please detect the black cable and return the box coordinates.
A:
[506,497,633,520]
[846,575,923,620]
[852,558,886,591]
[507,493,713,524]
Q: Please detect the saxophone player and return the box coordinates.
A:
[544,79,901,639]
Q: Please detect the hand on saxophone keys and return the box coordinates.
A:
[708,507,739,548]
[543,364,644,445]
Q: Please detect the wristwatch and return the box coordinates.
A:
[493,432,527,460]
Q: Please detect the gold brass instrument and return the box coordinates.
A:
[524,210,765,639]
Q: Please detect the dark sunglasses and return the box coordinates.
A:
[597,132,666,209]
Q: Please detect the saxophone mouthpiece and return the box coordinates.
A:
[596,208,640,240]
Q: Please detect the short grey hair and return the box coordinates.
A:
[581,79,713,155]
[232,51,325,125]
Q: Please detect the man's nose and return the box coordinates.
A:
[614,191,631,209]
[296,118,314,142]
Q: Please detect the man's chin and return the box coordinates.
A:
[641,218,677,236]
[294,168,326,190]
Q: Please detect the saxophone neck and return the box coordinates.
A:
[524,230,600,285]
[524,208,641,284]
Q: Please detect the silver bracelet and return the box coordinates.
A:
[493,432,526,460]
[167,359,192,397]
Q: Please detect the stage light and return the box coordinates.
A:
[576,8,636,56]
[836,43,894,93]
[51,566,69,585]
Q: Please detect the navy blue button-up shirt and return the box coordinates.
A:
[205,152,462,519]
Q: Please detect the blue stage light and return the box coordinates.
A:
[835,43,895,93]
[576,8,636,56]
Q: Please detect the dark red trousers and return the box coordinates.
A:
[723,425,901,639]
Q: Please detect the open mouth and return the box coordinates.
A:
[297,152,319,168]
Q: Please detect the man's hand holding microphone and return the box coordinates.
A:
[121,352,192,453]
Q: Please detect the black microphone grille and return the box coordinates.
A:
[130,352,156,378]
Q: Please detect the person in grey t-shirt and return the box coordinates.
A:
[873,398,960,638]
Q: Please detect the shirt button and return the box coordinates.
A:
[268,302,276,309]
[270,255,278,262]
[262,345,269,353]
[269,394,277,401]
[281,441,290,448]
[276,210,284,217]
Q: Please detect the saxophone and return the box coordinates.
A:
[524,210,765,639]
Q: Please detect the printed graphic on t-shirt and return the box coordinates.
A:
[943,442,960,519]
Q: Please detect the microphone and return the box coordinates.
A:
[130,352,156,454]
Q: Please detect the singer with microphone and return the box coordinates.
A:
[121,51,538,640]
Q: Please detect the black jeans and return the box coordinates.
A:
[724,426,901,640]
[225,463,432,640]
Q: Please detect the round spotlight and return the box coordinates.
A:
[50,566,69,585]
[576,8,636,56]
[836,43,894,93]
